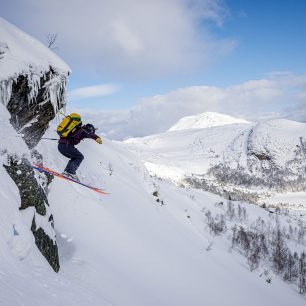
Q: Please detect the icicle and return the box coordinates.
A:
[42,71,68,113]
[0,78,13,107]
[1,65,68,114]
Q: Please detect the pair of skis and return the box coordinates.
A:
[32,163,108,195]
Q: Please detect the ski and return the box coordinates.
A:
[32,163,108,195]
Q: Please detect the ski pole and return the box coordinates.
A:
[14,136,58,141]
[40,137,59,141]
[58,110,66,117]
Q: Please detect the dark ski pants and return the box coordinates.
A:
[58,143,84,174]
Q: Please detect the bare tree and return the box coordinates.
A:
[299,251,306,294]
[272,228,288,273]
[297,221,305,244]
[226,200,236,221]
[46,33,58,51]
[284,251,298,282]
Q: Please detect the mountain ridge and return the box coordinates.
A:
[168,111,250,132]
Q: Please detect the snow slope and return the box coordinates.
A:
[168,111,250,131]
[0,17,69,82]
[1,117,305,305]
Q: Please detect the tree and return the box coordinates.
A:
[284,252,298,282]
[272,228,288,273]
[236,226,250,254]
[226,200,236,221]
[297,221,305,244]
[299,251,306,294]
[248,240,261,271]
[46,33,58,51]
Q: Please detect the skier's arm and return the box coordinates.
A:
[83,129,102,143]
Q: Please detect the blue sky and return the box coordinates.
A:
[66,0,306,109]
[1,0,306,138]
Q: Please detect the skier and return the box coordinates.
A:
[58,123,102,180]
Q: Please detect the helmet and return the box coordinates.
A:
[83,123,97,133]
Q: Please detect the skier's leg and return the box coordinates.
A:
[58,143,84,174]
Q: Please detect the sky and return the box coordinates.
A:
[1,0,306,139]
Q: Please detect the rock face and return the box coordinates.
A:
[2,69,66,272]
[0,18,70,272]
[6,69,66,149]
[4,157,60,272]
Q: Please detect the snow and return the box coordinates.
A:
[168,111,250,131]
[0,104,29,161]
[1,117,305,305]
[0,17,69,82]
[0,17,70,112]
[126,122,253,178]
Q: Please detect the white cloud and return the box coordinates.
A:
[69,84,119,100]
[0,0,233,78]
[76,72,306,139]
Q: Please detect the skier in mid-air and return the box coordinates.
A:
[57,113,102,181]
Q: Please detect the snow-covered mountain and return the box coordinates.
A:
[126,113,306,202]
[168,111,250,131]
[1,18,306,306]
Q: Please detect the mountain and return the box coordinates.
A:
[1,117,305,306]
[126,114,306,202]
[168,111,250,131]
[1,19,306,306]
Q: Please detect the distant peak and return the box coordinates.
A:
[168,112,250,132]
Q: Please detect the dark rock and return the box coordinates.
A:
[3,156,60,272]
[153,191,159,197]
[4,157,47,214]
[250,152,271,161]
[31,217,60,272]
[6,68,66,149]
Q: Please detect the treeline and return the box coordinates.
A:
[204,201,306,295]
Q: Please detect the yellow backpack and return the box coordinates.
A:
[57,113,82,137]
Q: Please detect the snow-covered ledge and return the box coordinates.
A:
[0,17,70,148]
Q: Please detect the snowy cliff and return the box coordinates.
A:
[0,17,70,148]
[0,18,70,271]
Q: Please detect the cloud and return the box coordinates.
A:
[76,72,306,139]
[69,84,119,100]
[0,0,233,78]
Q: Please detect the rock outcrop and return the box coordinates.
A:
[0,17,70,271]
